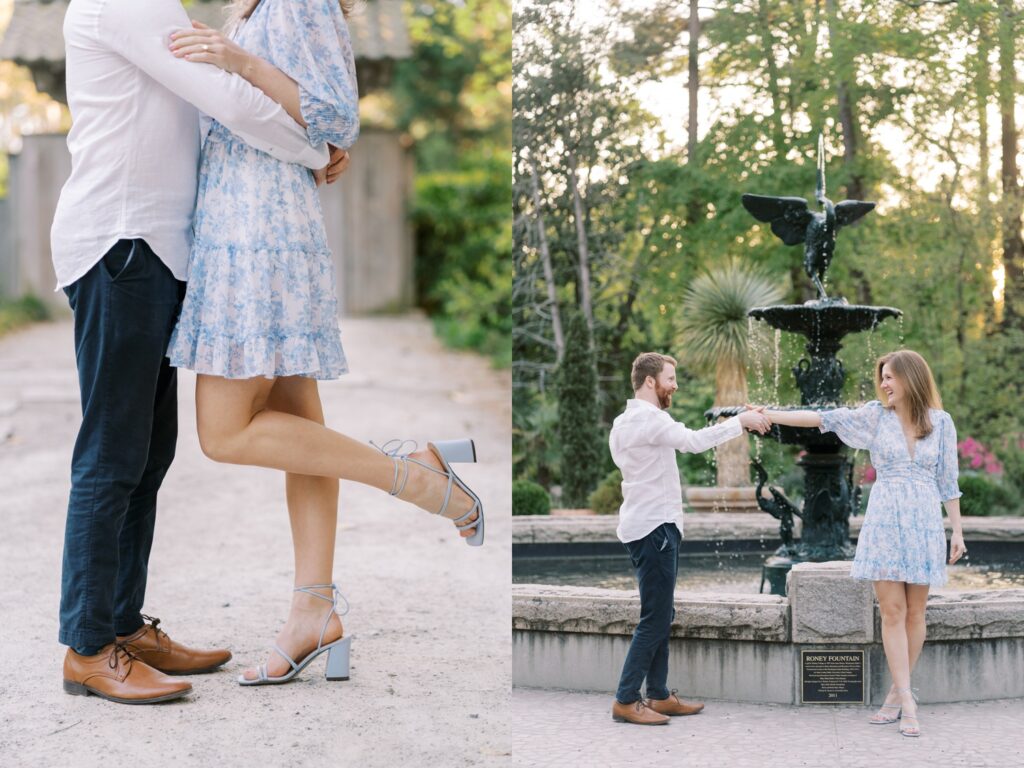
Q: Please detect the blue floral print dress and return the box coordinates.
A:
[168,0,359,379]
[819,400,962,587]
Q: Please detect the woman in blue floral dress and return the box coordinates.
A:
[165,0,483,686]
[761,350,965,737]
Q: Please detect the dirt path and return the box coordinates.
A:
[0,315,511,767]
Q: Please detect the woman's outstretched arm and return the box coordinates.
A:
[758,408,823,428]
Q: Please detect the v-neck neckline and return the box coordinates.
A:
[889,408,919,461]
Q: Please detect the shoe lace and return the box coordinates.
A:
[370,438,418,458]
[107,641,137,673]
[141,613,169,646]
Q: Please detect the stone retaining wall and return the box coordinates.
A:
[513,562,1024,704]
[513,513,1024,544]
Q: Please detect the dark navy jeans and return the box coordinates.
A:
[60,239,185,655]
[615,522,681,704]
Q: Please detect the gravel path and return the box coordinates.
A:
[0,315,511,767]
[512,687,1024,768]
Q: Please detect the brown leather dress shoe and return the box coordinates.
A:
[646,690,705,716]
[611,698,670,725]
[116,615,232,675]
[63,643,192,704]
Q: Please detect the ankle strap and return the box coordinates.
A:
[294,583,350,650]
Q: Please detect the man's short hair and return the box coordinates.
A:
[631,352,677,391]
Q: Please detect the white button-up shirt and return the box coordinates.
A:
[610,399,744,543]
[51,0,330,289]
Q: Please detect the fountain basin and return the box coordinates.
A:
[749,300,902,339]
[513,565,1024,704]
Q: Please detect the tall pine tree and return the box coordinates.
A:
[556,312,603,507]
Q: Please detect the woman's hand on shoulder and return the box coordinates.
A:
[170,20,253,76]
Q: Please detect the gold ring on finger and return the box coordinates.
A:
[203,44,209,52]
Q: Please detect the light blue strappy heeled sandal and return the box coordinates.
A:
[896,687,921,737]
[238,583,352,686]
[372,438,484,547]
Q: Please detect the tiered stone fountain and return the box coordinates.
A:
[709,139,900,593]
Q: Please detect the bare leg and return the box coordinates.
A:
[240,377,343,680]
[874,582,930,719]
[904,583,929,672]
[874,580,917,723]
[195,374,478,535]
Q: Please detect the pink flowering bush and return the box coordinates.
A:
[958,436,1004,476]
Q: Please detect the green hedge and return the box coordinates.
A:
[0,295,48,337]
[412,151,511,368]
[588,468,623,515]
[957,474,1021,517]
[513,479,551,516]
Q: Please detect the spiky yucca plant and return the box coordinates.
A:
[678,260,785,487]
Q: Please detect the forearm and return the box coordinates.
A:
[943,498,963,535]
[240,55,306,128]
[763,409,822,428]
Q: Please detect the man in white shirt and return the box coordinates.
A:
[54,0,346,705]
[609,352,771,725]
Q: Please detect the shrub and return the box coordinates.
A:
[957,474,1020,517]
[412,151,511,368]
[588,469,623,515]
[0,295,48,337]
[512,479,551,516]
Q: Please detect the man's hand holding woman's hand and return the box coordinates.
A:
[739,404,772,435]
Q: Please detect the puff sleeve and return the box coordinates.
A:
[936,412,963,502]
[271,0,360,148]
[819,400,884,451]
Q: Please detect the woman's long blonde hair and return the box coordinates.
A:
[874,349,943,438]
[226,0,354,27]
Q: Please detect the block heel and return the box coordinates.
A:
[431,439,477,464]
[325,636,352,681]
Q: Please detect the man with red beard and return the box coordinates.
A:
[609,352,771,725]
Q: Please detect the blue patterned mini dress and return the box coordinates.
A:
[168,0,359,379]
[819,401,962,587]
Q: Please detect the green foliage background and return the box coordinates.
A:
[394,0,512,367]
[514,0,1024,511]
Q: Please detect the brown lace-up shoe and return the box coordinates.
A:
[116,615,232,675]
[63,643,192,704]
[646,691,705,716]
[611,698,670,725]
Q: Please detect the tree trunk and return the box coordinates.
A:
[687,0,700,163]
[528,157,565,362]
[567,150,595,335]
[714,358,750,487]
[757,0,787,156]
[997,0,1023,334]
[975,18,998,334]
[825,0,864,201]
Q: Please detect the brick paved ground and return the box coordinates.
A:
[512,687,1024,768]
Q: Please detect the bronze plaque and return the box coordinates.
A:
[800,650,865,704]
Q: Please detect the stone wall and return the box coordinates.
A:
[513,513,1024,545]
[513,562,1024,704]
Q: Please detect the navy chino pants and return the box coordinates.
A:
[59,239,186,654]
[615,522,681,704]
